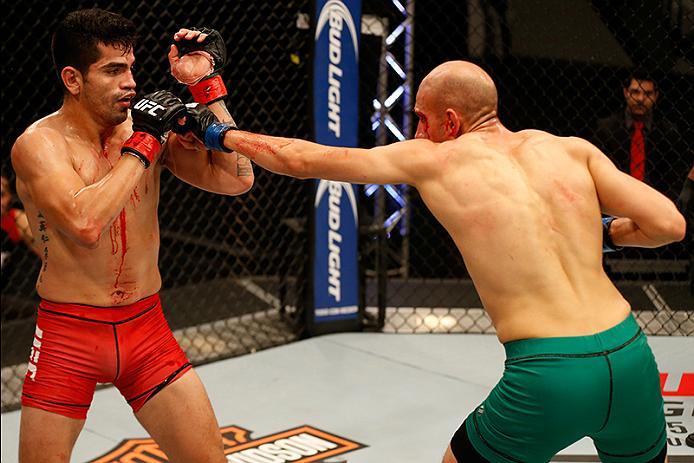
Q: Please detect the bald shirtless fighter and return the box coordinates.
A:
[181,61,685,462]
[11,9,251,463]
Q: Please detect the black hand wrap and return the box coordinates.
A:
[176,28,226,73]
[122,90,186,168]
[176,27,228,104]
[172,102,235,153]
[602,216,623,253]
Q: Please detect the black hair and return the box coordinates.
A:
[624,68,658,92]
[51,8,137,86]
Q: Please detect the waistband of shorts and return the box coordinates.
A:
[38,293,160,323]
[503,313,642,360]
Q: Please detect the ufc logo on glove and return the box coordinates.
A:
[133,99,166,116]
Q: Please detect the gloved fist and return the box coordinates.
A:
[122,90,186,168]
[170,27,228,104]
[172,102,235,153]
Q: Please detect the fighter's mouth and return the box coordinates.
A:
[118,93,136,104]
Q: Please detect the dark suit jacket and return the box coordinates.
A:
[592,111,690,201]
[592,111,691,261]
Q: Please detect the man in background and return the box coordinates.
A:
[592,70,688,202]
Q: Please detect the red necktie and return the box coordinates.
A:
[630,121,645,181]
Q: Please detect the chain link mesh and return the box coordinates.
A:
[358,1,693,334]
[1,0,312,411]
[1,1,692,413]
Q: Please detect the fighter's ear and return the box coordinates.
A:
[61,66,83,96]
[445,108,462,138]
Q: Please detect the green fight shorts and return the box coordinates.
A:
[463,313,666,462]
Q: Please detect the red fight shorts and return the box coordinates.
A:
[21,294,191,419]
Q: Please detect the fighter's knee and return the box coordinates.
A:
[442,445,459,463]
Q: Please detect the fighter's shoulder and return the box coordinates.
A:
[539,134,606,168]
[516,129,562,144]
[390,137,441,158]
[11,121,70,173]
[518,130,589,149]
[13,125,69,154]
[14,115,70,149]
[558,134,599,153]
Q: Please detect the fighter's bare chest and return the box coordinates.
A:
[71,141,121,182]
[70,143,158,212]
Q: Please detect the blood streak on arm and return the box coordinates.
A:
[130,186,141,209]
[233,137,275,161]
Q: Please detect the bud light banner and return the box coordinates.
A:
[310,0,361,333]
[313,0,361,145]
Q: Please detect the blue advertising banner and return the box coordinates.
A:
[311,0,361,331]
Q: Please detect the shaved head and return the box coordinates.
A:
[418,61,498,131]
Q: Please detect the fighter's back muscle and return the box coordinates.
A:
[417,130,627,339]
[420,130,593,233]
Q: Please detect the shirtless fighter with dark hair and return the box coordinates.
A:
[12,9,250,463]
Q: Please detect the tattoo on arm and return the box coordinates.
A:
[37,212,49,283]
[209,100,251,176]
[236,153,253,176]
[216,104,237,128]
[230,119,253,176]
